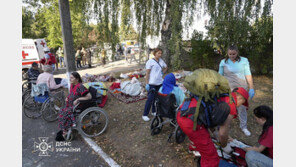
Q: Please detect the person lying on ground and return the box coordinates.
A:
[158,73,185,107]
[36,65,63,90]
[56,71,92,141]
[243,105,273,167]
[177,87,249,167]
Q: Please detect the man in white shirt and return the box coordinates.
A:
[142,48,168,121]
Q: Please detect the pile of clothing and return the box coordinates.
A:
[109,77,147,104]
[119,69,146,79]
[82,73,116,83]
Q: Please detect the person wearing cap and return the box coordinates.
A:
[177,87,249,167]
[44,47,56,73]
[218,45,255,136]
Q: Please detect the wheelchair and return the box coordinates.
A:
[63,86,109,141]
[22,84,65,120]
[150,90,186,144]
[22,80,36,104]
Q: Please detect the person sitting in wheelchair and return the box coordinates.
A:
[56,72,92,141]
[154,73,185,119]
[158,73,185,107]
[36,65,63,90]
[27,62,41,88]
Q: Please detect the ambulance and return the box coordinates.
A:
[22,38,48,73]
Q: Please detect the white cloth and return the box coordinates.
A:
[120,80,142,96]
[145,58,167,85]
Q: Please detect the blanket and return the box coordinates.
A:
[108,88,147,104]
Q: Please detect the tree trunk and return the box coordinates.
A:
[158,0,172,68]
[58,0,76,72]
[58,0,76,90]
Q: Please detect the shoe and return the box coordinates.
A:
[142,116,150,122]
[55,130,65,141]
[242,128,251,136]
[151,112,156,116]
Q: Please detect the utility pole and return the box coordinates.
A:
[58,0,76,89]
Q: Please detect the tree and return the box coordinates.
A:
[22,7,35,38]
[204,0,273,74]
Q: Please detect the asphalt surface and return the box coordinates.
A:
[22,110,108,167]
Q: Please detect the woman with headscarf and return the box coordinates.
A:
[159,73,185,107]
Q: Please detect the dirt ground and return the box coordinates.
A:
[91,74,273,167]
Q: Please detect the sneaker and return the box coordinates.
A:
[151,112,156,116]
[142,116,150,122]
[242,128,251,136]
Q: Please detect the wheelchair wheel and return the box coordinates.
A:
[77,107,109,138]
[42,96,64,122]
[22,96,42,118]
[150,116,163,136]
[175,126,186,144]
[22,89,31,105]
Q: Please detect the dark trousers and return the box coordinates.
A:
[76,59,82,68]
[143,84,161,116]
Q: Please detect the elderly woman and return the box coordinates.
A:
[159,73,185,107]
[56,72,92,141]
[36,65,63,90]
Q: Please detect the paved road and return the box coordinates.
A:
[22,111,108,167]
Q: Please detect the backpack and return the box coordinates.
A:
[48,53,56,64]
[182,69,233,130]
[180,94,231,128]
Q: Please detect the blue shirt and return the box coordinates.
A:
[159,86,185,107]
[218,57,251,90]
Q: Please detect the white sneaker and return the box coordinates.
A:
[142,116,150,122]
[151,112,156,116]
[242,128,251,136]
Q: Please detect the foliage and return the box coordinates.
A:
[189,31,218,70]
[204,0,273,74]
[22,0,93,50]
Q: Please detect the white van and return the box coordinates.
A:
[22,38,48,72]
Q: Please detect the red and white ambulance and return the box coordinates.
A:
[22,38,48,73]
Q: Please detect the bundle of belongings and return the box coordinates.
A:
[82,73,115,83]
[83,81,108,108]
[109,77,147,104]
[119,69,146,79]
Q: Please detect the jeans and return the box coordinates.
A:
[238,105,248,130]
[59,57,65,67]
[143,84,161,116]
[245,151,273,167]
[76,59,82,68]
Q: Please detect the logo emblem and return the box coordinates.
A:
[34,137,54,156]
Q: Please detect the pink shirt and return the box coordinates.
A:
[36,72,62,90]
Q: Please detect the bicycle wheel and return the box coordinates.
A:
[42,96,64,122]
[22,96,42,118]
[77,107,108,138]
